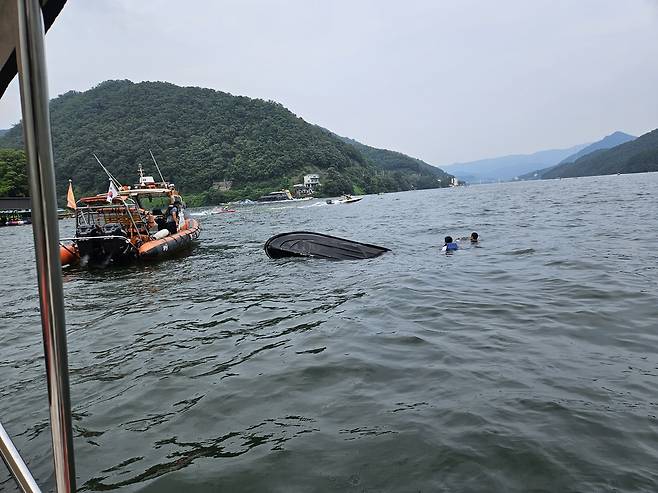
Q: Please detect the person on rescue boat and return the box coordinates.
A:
[146,211,157,232]
[165,198,180,234]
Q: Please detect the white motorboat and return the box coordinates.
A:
[326,194,363,205]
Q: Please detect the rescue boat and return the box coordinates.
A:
[60,164,200,267]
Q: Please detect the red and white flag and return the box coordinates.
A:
[106,180,119,203]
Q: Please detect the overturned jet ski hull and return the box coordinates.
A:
[264,231,390,260]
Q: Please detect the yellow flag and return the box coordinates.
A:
[67,180,76,209]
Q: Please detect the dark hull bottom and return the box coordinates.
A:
[264,231,390,260]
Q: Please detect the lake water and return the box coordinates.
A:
[1,173,657,492]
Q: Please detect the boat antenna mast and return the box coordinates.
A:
[93,153,123,189]
[149,149,167,184]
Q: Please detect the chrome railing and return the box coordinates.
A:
[0,422,41,493]
[0,0,77,491]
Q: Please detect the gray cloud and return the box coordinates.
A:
[1,0,657,164]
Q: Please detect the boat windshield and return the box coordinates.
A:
[75,197,150,236]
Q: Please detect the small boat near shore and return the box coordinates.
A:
[256,189,314,203]
[326,194,363,205]
[0,209,70,226]
[0,218,31,227]
[257,190,294,202]
[59,166,200,267]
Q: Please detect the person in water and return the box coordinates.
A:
[442,236,459,252]
[456,232,479,243]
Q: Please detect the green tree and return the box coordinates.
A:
[0,149,29,197]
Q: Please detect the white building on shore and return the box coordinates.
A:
[303,174,320,192]
[292,174,321,198]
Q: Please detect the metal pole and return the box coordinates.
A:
[0,421,42,493]
[149,149,166,183]
[14,0,76,491]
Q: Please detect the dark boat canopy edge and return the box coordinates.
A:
[0,0,68,99]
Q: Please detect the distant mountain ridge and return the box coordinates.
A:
[442,143,589,182]
[557,131,636,165]
[0,129,8,137]
[521,130,638,180]
[542,128,658,179]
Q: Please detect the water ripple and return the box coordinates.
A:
[1,175,658,492]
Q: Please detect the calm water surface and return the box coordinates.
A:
[1,173,657,492]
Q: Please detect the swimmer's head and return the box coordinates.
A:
[444,236,453,244]
[470,232,479,242]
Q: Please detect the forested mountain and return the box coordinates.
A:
[542,128,658,179]
[331,133,452,188]
[520,131,638,180]
[442,143,588,183]
[0,129,8,137]
[0,149,28,197]
[0,80,452,203]
[557,131,635,165]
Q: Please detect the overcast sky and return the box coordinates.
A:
[1,0,657,164]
